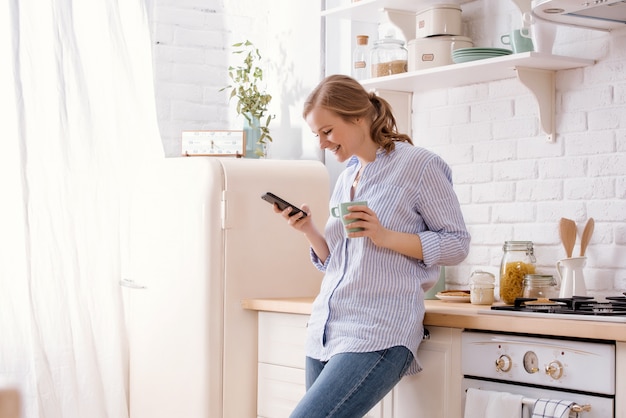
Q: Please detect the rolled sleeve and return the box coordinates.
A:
[310,247,330,272]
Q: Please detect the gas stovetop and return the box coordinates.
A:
[480,295,626,323]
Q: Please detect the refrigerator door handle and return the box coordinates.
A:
[119,278,147,290]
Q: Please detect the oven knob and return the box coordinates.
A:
[545,360,564,379]
[495,354,512,372]
[523,351,539,374]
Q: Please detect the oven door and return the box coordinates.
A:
[462,378,614,418]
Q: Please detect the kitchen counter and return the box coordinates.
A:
[241,297,626,342]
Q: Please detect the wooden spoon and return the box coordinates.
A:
[559,218,577,258]
[579,218,595,256]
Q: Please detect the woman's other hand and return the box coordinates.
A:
[345,205,424,260]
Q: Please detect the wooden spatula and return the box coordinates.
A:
[559,218,577,258]
[580,218,594,256]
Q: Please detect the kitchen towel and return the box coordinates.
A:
[464,388,524,418]
[531,398,574,418]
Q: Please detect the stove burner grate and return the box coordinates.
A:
[491,296,626,316]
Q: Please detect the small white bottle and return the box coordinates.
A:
[352,35,369,81]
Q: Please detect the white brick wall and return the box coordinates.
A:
[415,1,626,297]
[148,0,231,156]
[148,0,322,159]
[149,0,626,298]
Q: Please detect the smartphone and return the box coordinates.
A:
[261,192,307,218]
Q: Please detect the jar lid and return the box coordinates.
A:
[523,274,556,284]
[408,36,473,45]
[373,37,405,47]
[470,270,495,283]
[503,241,534,250]
[356,35,369,45]
[416,3,462,13]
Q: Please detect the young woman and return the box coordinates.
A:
[274,74,470,418]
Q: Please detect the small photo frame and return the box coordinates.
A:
[181,130,245,157]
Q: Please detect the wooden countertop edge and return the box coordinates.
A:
[240,297,314,315]
[241,297,626,342]
[424,311,626,340]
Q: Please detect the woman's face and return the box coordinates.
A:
[305,106,370,163]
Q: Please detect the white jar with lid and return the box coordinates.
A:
[415,4,463,38]
[470,270,495,305]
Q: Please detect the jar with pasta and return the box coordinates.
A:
[499,241,536,304]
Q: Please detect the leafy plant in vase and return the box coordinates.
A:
[222,40,275,158]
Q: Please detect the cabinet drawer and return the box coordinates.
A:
[258,362,306,418]
[259,312,308,368]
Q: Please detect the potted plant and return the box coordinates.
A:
[222,40,275,158]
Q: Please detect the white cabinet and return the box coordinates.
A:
[322,0,594,142]
[256,311,462,418]
[257,312,307,418]
[363,326,463,418]
[258,363,306,418]
[385,326,463,418]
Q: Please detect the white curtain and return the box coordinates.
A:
[0,1,163,417]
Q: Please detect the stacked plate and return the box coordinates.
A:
[452,47,512,64]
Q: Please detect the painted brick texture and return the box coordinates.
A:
[149,0,625,298]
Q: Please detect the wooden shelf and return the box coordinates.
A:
[360,51,593,92]
[322,1,596,143]
[360,52,594,142]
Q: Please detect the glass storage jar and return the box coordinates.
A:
[522,274,558,299]
[469,270,495,305]
[499,241,536,304]
[370,36,408,78]
[352,35,370,81]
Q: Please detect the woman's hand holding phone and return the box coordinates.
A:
[261,192,307,218]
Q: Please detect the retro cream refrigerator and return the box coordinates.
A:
[121,158,329,418]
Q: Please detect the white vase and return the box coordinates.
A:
[531,18,557,54]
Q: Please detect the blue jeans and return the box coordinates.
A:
[289,346,414,418]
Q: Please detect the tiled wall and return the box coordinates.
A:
[148,0,626,298]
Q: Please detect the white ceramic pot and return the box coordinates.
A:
[415,4,463,38]
[407,36,473,71]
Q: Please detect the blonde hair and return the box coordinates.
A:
[303,74,412,153]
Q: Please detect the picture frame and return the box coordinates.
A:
[181,130,245,157]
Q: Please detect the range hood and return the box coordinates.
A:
[532,0,626,31]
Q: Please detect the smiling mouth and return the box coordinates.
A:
[329,144,340,153]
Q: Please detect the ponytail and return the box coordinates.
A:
[303,75,413,153]
[368,92,412,153]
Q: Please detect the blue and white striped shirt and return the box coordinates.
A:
[307,142,470,375]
